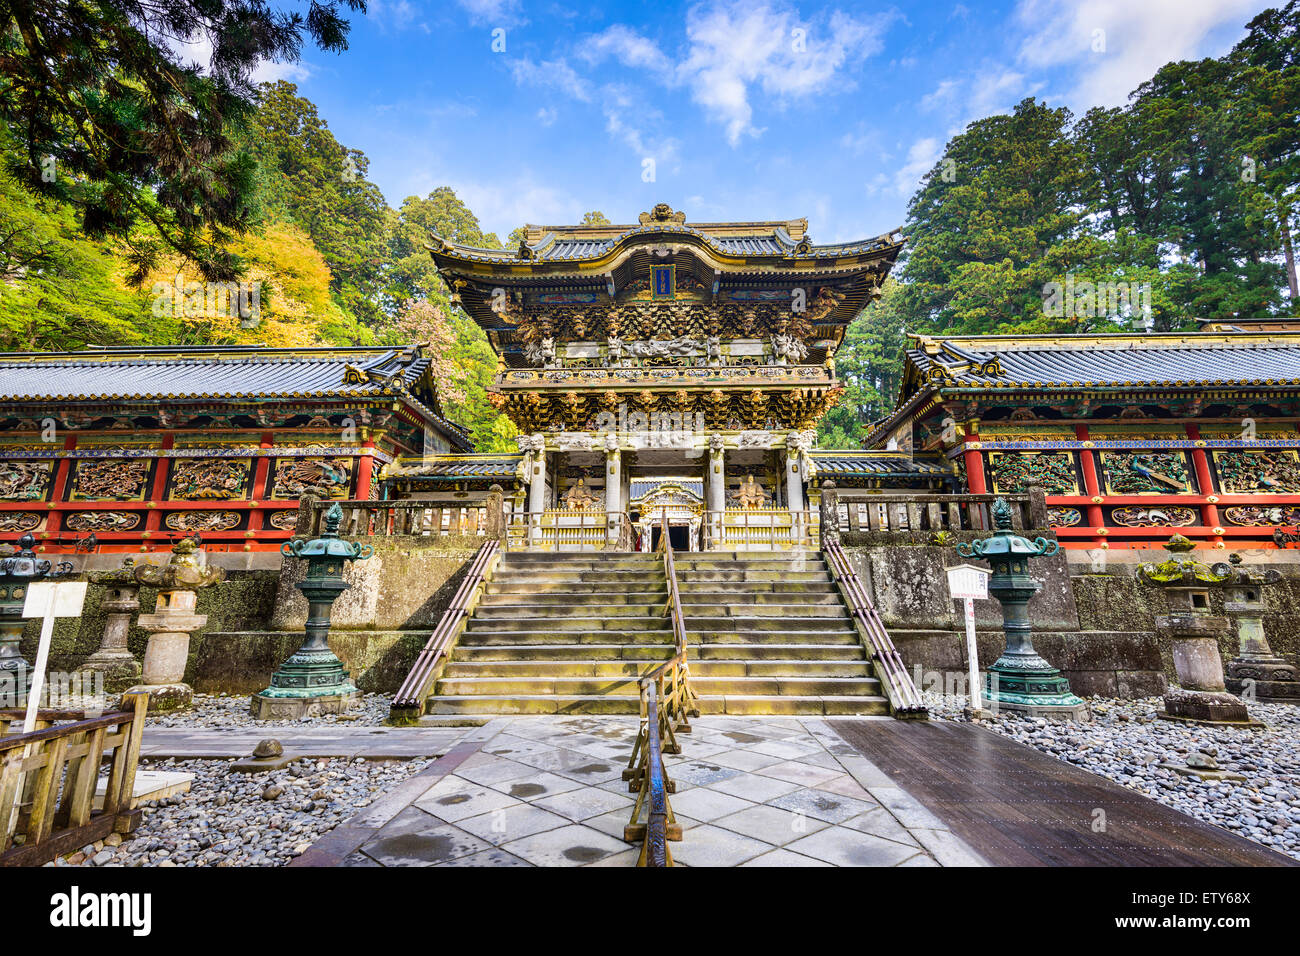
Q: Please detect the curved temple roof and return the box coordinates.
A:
[427,204,903,271]
[0,345,473,450]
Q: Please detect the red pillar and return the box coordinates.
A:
[962,430,986,494]
[354,438,376,501]
[42,434,77,547]
[1185,424,1220,543]
[1075,425,1106,545]
[143,432,174,548]
[247,432,274,549]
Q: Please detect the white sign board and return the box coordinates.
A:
[945,565,989,712]
[946,564,989,601]
[23,580,87,619]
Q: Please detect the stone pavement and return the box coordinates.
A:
[292,715,986,867]
[141,727,472,761]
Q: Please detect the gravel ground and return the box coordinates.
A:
[146,692,391,729]
[927,692,1300,862]
[48,755,428,867]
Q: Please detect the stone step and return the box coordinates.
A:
[501,548,655,564]
[464,616,670,633]
[693,642,867,660]
[486,581,664,596]
[444,660,674,678]
[677,580,840,594]
[427,694,888,717]
[686,620,860,636]
[454,644,676,661]
[460,629,675,645]
[490,571,667,586]
[428,695,643,715]
[677,570,832,584]
[473,604,665,619]
[479,591,664,606]
[675,590,842,606]
[676,558,828,572]
[435,675,881,697]
[681,604,850,619]
[442,659,871,679]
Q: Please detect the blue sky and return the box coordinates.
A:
[252,0,1273,244]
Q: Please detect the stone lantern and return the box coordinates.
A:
[81,558,144,691]
[1137,535,1254,725]
[0,534,69,700]
[956,497,1087,718]
[123,537,225,712]
[251,502,373,719]
[1214,553,1299,704]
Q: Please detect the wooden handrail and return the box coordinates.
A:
[623,508,696,866]
[1,693,148,866]
[390,539,500,715]
[823,541,927,717]
[638,681,671,867]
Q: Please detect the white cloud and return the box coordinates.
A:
[919,78,960,112]
[456,175,585,235]
[370,0,420,33]
[536,106,558,126]
[457,0,525,27]
[894,137,941,198]
[547,3,898,148]
[158,31,311,87]
[600,84,681,165]
[578,24,674,77]
[676,3,898,145]
[252,60,312,84]
[1015,0,1258,107]
[967,69,1031,117]
[509,57,594,102]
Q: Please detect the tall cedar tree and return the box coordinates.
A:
[0,0,365,282]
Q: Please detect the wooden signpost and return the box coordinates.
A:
[946,564,990,714]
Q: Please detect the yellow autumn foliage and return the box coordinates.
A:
[140,220,348,348]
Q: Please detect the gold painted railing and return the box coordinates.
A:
[504,510,637,551]
[623,509,698,866]
[1,694,148,866]
[823,541,927,717]
[700,507,818,550]
[389,539,501,722]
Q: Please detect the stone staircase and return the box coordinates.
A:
[426,551,888,717]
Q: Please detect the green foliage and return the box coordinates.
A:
[0,0,363,283]
[245,82,389,324]
[0,160,158,351]
[818,278,908,447]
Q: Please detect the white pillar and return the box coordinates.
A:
[521,434,546,544]
[605,443,622,546]
[707,435,726,550]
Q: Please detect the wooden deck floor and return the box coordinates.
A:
[831,719,1298,867]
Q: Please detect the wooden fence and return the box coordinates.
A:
[819,487,1046,541]
[298,490,507,540]
[0,693,148,866]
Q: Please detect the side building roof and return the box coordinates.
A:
[0,344,473,451]
[866,331,1300,446]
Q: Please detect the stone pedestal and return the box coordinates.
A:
[121,539,224,712]
[1216,555,1300,704]
[81,563,143,691]
[1138,536,1256,726]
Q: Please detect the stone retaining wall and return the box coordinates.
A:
[21,536,481,694]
